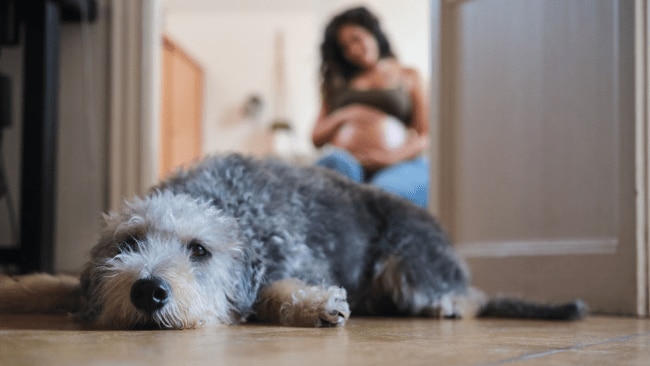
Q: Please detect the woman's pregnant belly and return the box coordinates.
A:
[331,115,407,153]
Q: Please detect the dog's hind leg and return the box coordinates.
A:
[352,253,474,319]
[253,279,350,327]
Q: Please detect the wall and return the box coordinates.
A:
[164,10,321,157]
[55,2,110,271]
[0,0,429,272]
[0,30,23,254]
[0,1,110,272]
[163,0,430,159]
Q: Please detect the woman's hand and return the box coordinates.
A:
[352,146,394,171]
[347,130,428,171]
[312,104,386,147]
[312,101,429,171]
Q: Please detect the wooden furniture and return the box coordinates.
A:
[159,36,204,179]
[0,0,96,273]
[431,0,642,315]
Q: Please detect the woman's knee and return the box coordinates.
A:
[370,159,429,207]
[315,149,363,182]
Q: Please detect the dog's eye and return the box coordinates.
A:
[188,240,210,260]
[118,235,141,253]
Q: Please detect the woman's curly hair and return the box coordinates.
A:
[319,6,395,107]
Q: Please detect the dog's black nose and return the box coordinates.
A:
[130,277,171,313]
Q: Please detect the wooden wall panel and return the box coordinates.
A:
[160,36,203,178]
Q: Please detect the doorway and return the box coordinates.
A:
[430,0,648,315]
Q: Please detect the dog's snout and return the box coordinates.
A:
[130,277,170,313]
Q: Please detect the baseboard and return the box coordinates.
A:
[456,238,618,258]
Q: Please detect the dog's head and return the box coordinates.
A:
[77,192,251,329]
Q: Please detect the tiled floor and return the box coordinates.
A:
[1,314,649,365]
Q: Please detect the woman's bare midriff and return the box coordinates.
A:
[330,111,408,157]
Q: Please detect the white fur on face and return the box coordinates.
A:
[88,192,245,329]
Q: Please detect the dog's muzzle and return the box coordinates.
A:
[130,277,171,313]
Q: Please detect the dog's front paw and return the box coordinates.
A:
[316,287,350,327]
[255,279,351,327]
[282,285,350,327]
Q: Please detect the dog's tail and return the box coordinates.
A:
[477,297,588,321]
[0,273,81,314]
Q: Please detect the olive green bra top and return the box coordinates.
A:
[329,85,413,126]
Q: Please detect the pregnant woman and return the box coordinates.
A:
[312,6,430,207]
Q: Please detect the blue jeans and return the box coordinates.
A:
[316,149,429,207]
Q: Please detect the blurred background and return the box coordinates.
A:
[0,0,647,317]
[161,0,430,167]
[0,0,430,272]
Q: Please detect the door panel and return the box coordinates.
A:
[432,0,644,315]
[160,36,203,179]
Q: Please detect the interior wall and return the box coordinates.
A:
[163,0,430,159]
[0,0,429,273]
[55,1,110,272]
[0,1,110,272]
[0,31,23,253]
[164,10,320,157]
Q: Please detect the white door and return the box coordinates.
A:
[430,0,648,315]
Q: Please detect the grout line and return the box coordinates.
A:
[476,331,650,366]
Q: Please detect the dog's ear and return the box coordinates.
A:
[101,211,120,225]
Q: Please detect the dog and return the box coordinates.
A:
[0,154,586,329]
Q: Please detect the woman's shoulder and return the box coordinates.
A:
[397,65,422,91]
[398,65,420,80]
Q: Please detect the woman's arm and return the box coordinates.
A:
[311,103,340,148]
[391,67,429,160]
[354,68,430,169]
[311,103,386,148]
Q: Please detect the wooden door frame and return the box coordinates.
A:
[636,0,650,315]
[430,0,649,316]
[108,0,162,210]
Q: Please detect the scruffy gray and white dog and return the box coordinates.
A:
[0,154,585,329]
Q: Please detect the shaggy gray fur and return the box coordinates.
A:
[76,154,586,329]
